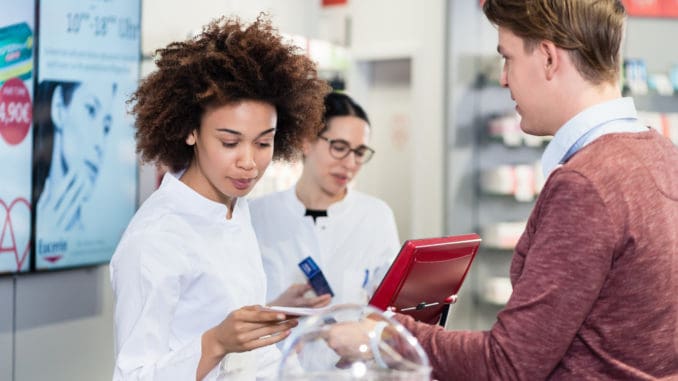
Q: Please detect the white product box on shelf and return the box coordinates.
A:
[481,276,513,306]
[638,111,678,146]
[482,221,527,250]
[480,163,544,202]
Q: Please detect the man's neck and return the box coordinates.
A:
[550,79,622,136]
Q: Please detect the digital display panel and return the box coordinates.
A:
[33,0,140,270]
[0,2,35,275]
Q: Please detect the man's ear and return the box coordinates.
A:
[540,40,560,80]
[51,86,65,131]
[186,130,197,146]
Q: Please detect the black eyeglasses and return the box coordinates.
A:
[317,135,375,164]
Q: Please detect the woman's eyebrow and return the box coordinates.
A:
[256,128,276,138]
[216,128,241,135]
[216,128,276,137]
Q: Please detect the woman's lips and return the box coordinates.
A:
[231,178,254,190]
[332,173,350,184]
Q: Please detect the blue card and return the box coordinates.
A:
[298,256,334,297]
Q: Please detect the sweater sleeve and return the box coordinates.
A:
[397,170,618,381]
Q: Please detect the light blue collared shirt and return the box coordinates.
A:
[541,97,647,178]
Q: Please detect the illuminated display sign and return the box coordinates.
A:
[33,0,140,270]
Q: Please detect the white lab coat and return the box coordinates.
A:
[249,186,400,305]
[110,173,280,380]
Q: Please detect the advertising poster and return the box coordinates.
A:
[623,0,678,17]
[623,0,662,16]
[0,4,34,274]
[34,0,140,270]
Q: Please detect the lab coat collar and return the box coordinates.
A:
[287,184,356,217]
[162,172,246,223]
[283,186,306,216]
[327,188,354,216]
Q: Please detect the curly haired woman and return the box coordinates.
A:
[109,15,330,380]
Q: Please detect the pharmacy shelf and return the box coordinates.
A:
[629,93,678,113]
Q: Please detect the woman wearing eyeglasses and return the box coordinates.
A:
[249,92,400,308]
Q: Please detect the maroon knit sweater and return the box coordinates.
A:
[397,130,678,380]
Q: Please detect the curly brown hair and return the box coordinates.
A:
[130,15,330,172]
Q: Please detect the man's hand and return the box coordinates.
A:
[325,319,379,361]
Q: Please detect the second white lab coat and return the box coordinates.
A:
[249,186,400,305]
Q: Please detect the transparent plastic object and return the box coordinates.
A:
[278,304,431,380]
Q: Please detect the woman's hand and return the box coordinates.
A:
[206,305,298,355]
[198,305,299,379]
[269,283,332,308]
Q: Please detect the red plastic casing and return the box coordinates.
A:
[369,234,481,324]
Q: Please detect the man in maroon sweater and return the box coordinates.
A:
[332,1,678,380]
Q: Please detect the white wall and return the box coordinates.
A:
[142,0,322,55]
[0,277,12,380]
[1,266,115,381]
[13,267,115,380]
[351,58,414,237]
[347,0,447,240]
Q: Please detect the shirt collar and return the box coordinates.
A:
[541,97,638,177]
[162,172,245,222]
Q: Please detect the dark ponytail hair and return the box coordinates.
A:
[321,92,369,134]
